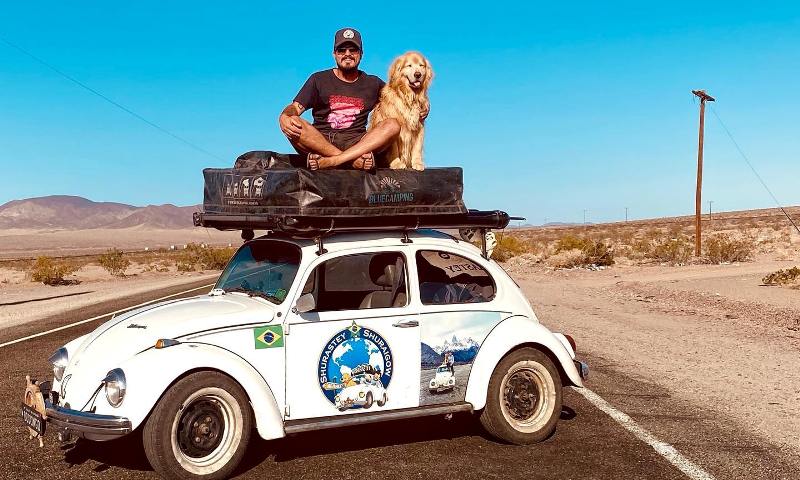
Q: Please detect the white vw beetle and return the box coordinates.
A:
[29,229,588,479]
[429,365,456,393]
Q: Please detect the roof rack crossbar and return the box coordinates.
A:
[194,210,516,236]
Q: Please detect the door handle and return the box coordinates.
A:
[392,319,419,328]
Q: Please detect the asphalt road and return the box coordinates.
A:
[2,281,798,480]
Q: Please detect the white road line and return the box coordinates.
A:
[576,387,715,480]
[0,283,215,349]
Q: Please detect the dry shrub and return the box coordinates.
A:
[492,235,532,262]
[704,233,755,263]
[143,262,171,273]
[651,236,693,265]
[552,235,614,267]
[582,240,615,266]
[178,244,237,271]
[30,256,77,285]
[555,235,590,253]
[98,248,130,276]
[762,267,800,286]
[545,249,586,269]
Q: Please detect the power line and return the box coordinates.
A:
[708,106,800,235]
[0,34,225,162]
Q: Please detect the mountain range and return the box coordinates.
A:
[431,334,480,354]
[0,195,199,229]
[421,334,481,367]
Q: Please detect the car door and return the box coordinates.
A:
[414,249,507,406]
[284,250,420,420]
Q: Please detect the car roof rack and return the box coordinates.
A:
[193,210,524,258]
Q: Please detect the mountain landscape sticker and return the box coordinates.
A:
[419,311,502,406]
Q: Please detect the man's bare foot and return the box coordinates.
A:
[313,156,340,169]
[307,153,321,170]
[352,153,375,170]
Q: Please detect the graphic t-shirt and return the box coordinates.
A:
[293,69,385,135]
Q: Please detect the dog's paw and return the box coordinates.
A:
[412,163,425,171]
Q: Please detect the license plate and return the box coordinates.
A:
[21,403,45,436]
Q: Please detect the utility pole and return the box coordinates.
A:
[625,207,629,222]
[692,89,715,256]
[708,200,713,221]
[583,209,587,225]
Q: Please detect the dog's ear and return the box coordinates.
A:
[388,55,406,87]
[422,56,434,90]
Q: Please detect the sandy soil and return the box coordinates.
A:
[0,267,220,330]
[0,227,242,259]
[509,258,800,457]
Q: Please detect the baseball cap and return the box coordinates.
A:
[334,28,363,50]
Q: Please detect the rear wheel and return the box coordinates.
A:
[479,348,562,445]
[364,391,374,409]
[143,371,253,480]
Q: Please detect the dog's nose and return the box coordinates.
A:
[414,71,422,79]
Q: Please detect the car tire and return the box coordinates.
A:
[479,347,562,445]
[377,392,387,407]
[143,371,253,480]
[364,391,374,409]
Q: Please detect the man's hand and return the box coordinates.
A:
[279,113,303,139]
[279,102,305,139]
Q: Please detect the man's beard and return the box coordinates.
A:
[338,59,358,72]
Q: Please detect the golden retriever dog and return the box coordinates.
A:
[370,51,433,170]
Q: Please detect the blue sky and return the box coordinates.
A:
[1,2,798,224]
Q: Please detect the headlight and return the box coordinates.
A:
[103,369,126,407]
[48,347,69,381]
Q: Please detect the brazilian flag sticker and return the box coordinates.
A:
[254,325,284,349]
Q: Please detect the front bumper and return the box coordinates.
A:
[574,360,589,380]
[45,399,132,441]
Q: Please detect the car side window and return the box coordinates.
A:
[307,252,408,311]
[416,250,496,305]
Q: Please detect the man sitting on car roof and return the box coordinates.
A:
[278,28,416,171]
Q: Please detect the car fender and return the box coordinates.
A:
[118,342,284,440]
[465,315,583,410]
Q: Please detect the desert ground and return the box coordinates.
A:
[1,210,799,477]
[0,227,242,259]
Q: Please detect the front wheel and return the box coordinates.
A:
[143,371,253,480]
[479,347,562,445]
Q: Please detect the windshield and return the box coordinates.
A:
[437,366,449,373]
[215,240,302,304]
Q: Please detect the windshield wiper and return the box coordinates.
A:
[222,287,282,304]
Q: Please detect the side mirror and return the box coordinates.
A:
[293,293,316,313]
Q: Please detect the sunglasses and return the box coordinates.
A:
[336,46,361,54]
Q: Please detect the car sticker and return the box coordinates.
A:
[254,325,284,349]
[317,321,393,411]
[420,311,502,405]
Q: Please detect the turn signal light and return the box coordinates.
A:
[564,334,577,354]
[155,339,180,349]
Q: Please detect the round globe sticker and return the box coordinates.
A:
[318,321,393,411]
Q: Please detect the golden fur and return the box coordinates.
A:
[369,51,433,170]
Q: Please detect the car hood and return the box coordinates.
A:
[61,293,275,405]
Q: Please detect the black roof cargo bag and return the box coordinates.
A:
[202,151,466,218]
